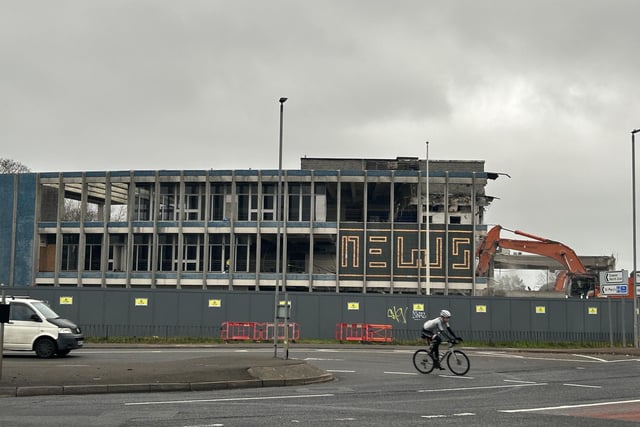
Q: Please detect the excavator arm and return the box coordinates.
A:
[476,225,596,296]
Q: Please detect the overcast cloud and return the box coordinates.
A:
[2,1,640,275]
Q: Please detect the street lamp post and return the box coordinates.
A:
[632,129,640,349]
[274,97,287,358]
[425,141,430,295]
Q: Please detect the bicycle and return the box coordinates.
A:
[412,338,470,376]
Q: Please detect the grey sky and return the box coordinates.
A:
[2,1,640,273]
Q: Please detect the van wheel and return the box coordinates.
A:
[34,338,56,358]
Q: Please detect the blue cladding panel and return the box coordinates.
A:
[0,174,15,285]
[14,174,36,286]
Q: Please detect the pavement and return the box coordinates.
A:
[0,345,334,398]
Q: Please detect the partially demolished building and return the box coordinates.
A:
[0,157,504,295]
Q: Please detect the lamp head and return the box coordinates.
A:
[279,97,288,104]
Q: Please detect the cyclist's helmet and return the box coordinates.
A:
[440,309,451,318]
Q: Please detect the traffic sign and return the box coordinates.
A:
[600,284,629,296]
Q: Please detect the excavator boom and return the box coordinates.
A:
[476,225,596,296]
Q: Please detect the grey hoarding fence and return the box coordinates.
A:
[13,288,635,345]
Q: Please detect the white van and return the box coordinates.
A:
[2,296,84,358]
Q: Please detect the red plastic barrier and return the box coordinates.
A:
[335,323,393,343]
[220,321,261,342]
[366,324,393,343]
[220,321,300,342]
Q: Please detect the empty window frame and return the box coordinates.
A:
[340,181,364,221]
[132,234,151,271]
[108,234,127,271]
[288,183,311,221]
[262,183,276,220]
[183,234,204,272]
[158,233,178,271]
[236,183,259,221]
[234,234,256,272]
[61,234,79,271]
[84,234,102,271]
[210,183,232,221]
[183,183,205,221]
[209,234,230,272]
[133,183,154,221]
[159,183,178,221]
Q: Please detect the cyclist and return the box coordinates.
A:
[421,309,462,369]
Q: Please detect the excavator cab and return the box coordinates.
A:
[567,274,598,298]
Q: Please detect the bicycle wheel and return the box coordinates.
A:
[446,350,470,376]
[413,349,435,374]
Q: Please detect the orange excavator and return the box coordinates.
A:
[476,225,598,297]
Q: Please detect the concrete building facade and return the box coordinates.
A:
[0,157,503,295]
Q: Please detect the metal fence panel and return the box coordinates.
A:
[3,287,636,344]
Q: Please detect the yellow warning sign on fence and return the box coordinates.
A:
[135,298,148,307]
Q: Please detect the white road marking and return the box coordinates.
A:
[438,374,473,379]
[504,379,537,384]
[125,393,334,406]
[326,369,356,373]
[563,383,602,388]
[499,398,640,413]
[572,354,607,362]
[418,383,546,393]
[384,371,418,375]
[421,413,475,419]
[304,357,344,361]
[472,352,602,363]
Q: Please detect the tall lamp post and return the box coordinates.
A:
[632,129,640,349]
[425,141,430,295]
[274,97,287,358]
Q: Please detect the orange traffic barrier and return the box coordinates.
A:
[365,324,393,343]
[220,321,261,342]
[220,321,300,342]
[335,323,393,343]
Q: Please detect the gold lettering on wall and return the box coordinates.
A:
[451,237,471,269]
[341,235,360,268]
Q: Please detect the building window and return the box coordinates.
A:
[108,234,127,271]
[288,183,311,221]
[134,183,154,221]
[341,181,364,221]
[158,234,178,271]
[183,183,205,221]
[209,234,230,272]
[159,183,178,221]
[262,183,276,220]
[234,234,254,272]
[61,234,79,271]
[210,183,231,221]
[132,234,151,271]
[84,234,102,271]
[237,183,258,221]
[183,234,204,272]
